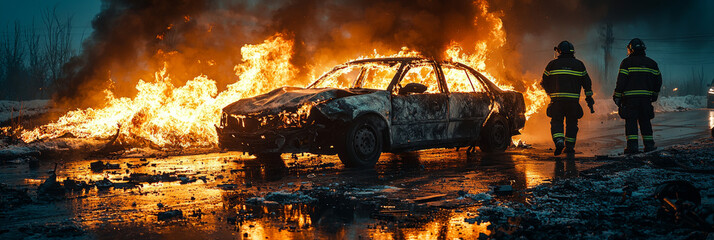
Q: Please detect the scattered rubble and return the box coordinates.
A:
[37,167,65,198]
[90,160,121,172]
[464,192,493,202]
[654,180,714,231]
[94,178,114,190]
[157,210,183,221]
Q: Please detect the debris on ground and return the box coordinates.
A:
[512,139,532,149]
[37,166,65,198]
[62,179,92,192]
[654,180,714,231]
[90,160,121,172]
[464,192,493,202]
[157,210,183,221]
[94,178,114,190]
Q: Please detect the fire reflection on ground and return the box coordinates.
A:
[0,148,601,239]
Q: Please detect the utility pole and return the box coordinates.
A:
[600,23,614,90]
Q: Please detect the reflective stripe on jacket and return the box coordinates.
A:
[614,52,662,99]
[540,54,593,101]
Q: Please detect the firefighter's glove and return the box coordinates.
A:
[585,96,595,106]
[651,92,658,102]
[585,96,595,113]
[613,96,621,107]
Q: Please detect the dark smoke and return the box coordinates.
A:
[56,0,212,107]
[265,0,478,67]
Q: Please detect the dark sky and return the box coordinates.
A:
[1,0,713,95]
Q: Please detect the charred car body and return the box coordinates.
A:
[217,58,526,167]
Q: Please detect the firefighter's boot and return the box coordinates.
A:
[554,139,565,156]
[643,141,657,152]
[564,148,575,159]
[564,142,575,159]
[624,140,640,155]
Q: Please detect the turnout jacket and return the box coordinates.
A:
[614,52,662,100]
[540,54,593,102]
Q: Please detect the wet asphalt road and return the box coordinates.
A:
[522,109,714,157]
[0,109,711,239]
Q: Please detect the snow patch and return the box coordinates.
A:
[0,138,110,161]
[594,95,706,115]
[653,95,706,112]
[0,100,50,122]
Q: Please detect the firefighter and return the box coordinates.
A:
[540,41,595,158]
[613,38,662,154]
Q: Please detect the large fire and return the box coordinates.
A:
[20,1,547,149]
[21,34,299,148]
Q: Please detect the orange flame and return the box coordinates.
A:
[21,33,300,148]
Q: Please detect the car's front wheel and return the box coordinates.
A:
[337,116,383,168]
[478,114,511,153]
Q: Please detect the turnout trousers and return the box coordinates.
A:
[620,98,655,150]
[547,101,584,150]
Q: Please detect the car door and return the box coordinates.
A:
[441,64,492,141]
[390,62,449,147]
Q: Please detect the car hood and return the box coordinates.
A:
[222,87,365,116]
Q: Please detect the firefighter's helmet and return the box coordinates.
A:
[554,41,575,54]
[627,38,646,51]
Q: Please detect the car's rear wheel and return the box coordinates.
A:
[478,114,511,153]
[337,116,383,168]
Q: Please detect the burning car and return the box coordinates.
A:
[217,57,526,167]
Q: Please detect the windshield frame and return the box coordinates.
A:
[307,59,408,90]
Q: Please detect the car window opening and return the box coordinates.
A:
[310,62,401,90]
[442,64,486,93]
[396,64,440,95]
